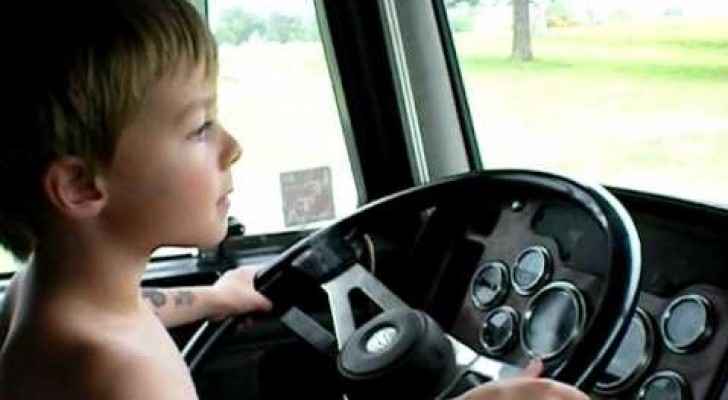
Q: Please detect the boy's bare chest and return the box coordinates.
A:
[130,317,199,397]
[1,315,199,400]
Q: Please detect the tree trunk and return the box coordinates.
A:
[512,0,533,61]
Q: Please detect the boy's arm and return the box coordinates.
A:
[142,266,272,328]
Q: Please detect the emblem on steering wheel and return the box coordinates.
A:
[365,326,398,354]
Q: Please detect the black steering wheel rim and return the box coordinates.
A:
[184,169,641,393]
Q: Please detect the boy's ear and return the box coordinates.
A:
[43,156,108,219]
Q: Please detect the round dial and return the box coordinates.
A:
[512,246,552,295]
[638,370,691,400]
[471,261,509,310]
[595,308,655,394]
[521,281,587,360]
[661,294,714,354]
[480,306,519,355]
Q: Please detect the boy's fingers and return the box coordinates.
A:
[520,359,544,378]
[254,293,274,311]
[542,380,591,400]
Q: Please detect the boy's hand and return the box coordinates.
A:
[209,267,273,321]
[457,359,590,400]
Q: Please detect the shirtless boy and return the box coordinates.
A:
[0,1,587,399]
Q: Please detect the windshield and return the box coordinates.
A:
[444,0,728,205]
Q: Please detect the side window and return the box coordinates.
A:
[0,249,18,275]
[208,0,358,235]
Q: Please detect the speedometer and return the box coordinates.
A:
[521,281,587,360]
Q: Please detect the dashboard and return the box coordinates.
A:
[2,186,724,400]
[447,190,728,399]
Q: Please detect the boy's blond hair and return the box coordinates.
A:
[1,0,218,261]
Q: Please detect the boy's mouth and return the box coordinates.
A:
[217,188,233,209]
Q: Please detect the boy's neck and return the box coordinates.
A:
[28,228,151,316]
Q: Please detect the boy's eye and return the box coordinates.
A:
[189,120,214,140]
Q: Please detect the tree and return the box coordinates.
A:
[264,13,317,43]
[445,0,534,62]
[511,0,533,61]
[214,8,265,45]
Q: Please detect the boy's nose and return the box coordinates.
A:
[222,130,242,168]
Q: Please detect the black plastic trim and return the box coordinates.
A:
[320,0,416,201]
[430,0,483,171]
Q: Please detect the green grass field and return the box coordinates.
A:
[453,17,728,202]
[2,16,727,274]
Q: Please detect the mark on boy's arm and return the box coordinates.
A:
[142,288,167,309]
[173,290,194,307]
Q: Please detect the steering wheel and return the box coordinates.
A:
[183,170,641,399]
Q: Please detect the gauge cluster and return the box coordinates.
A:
[451,199,606,378]
[449,199,728,400]
[594,286,728,400]
[456,243,596,365]
[461,253,727,399]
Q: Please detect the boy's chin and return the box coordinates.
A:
[198,227,229,248]
[166,224,229,250]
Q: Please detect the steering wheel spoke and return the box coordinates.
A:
[448,336,522,380]
[434,336,525,399]
[322,263,409,348]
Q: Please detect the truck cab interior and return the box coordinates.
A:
[1,1,727,399]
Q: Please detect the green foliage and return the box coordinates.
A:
[214,8,265,45]
[450,13,475,32]
[265,13,318,43]
[546,0,578,27]
[446,0,482,7]
[214,7,318,45]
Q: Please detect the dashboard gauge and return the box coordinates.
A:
[595,308,655,395]
[479,306,519,355]
[512,246,552,295]
[521,281,587,360]
[638,370,691,400]
[660,294,714,354]
[471,261,509,310]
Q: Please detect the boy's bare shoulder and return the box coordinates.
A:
[2,308,197,400]
[68,332,195,400]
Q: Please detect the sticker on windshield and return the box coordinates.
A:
[280,166,335,227]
